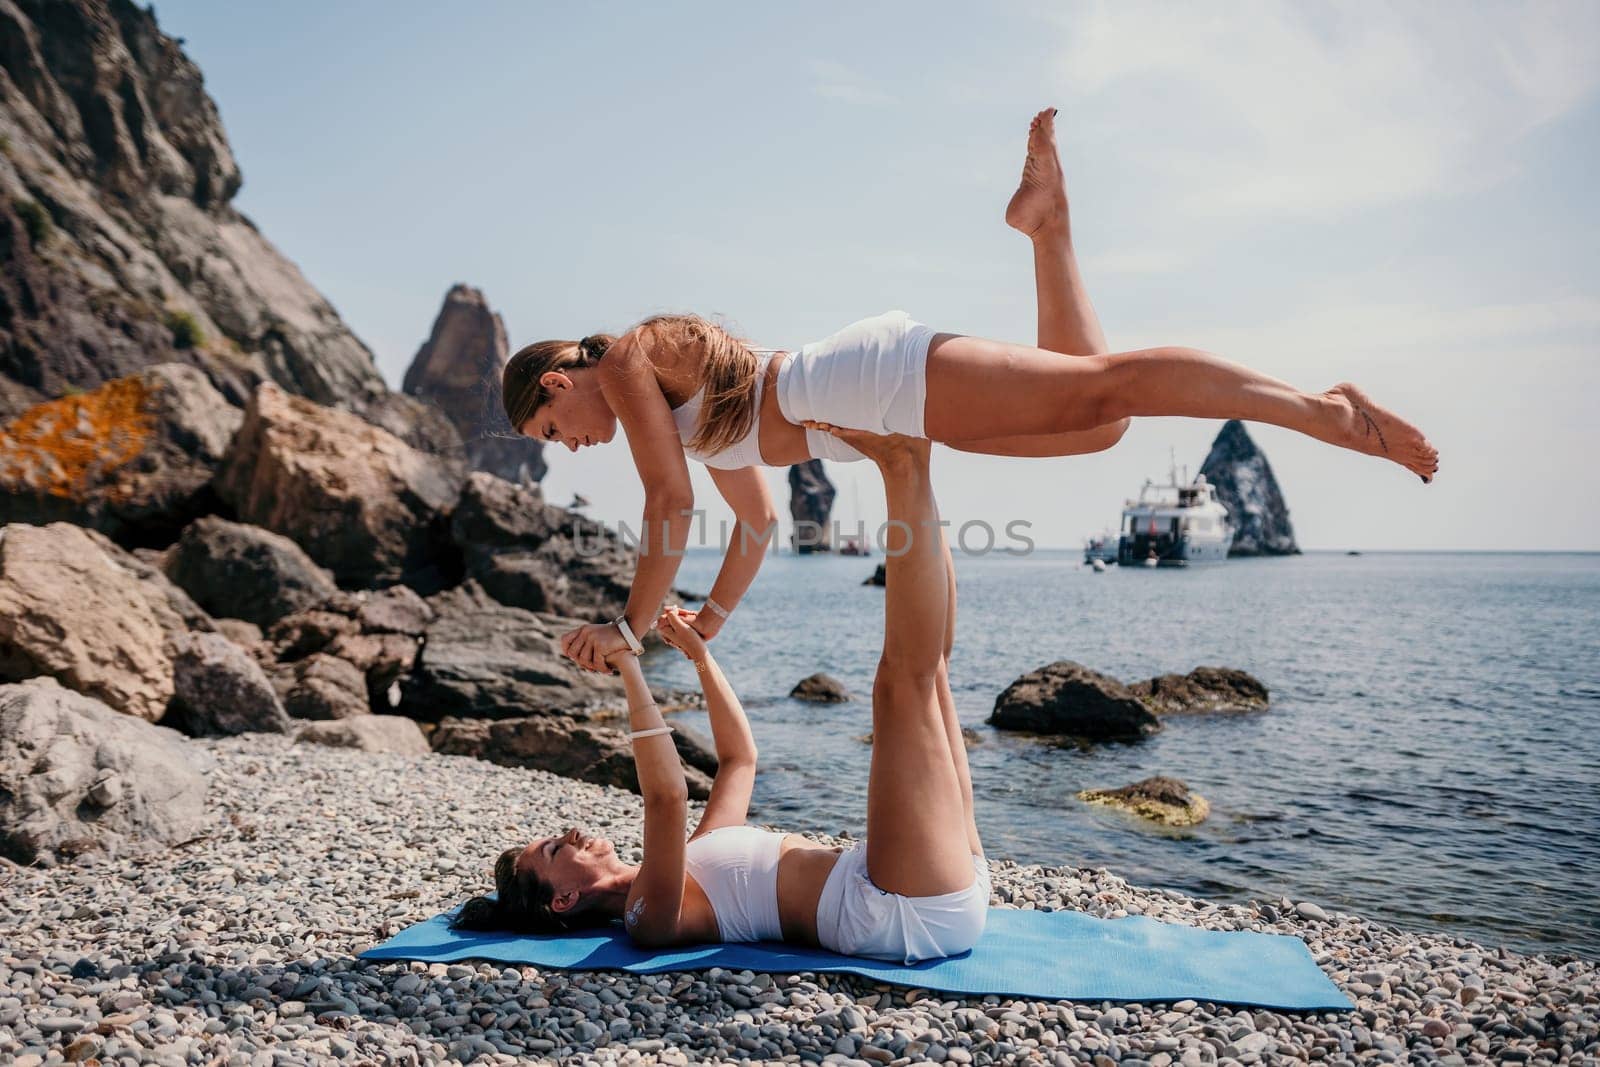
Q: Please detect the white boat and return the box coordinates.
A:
[1082,530,1120,565]
[1117,457,1234,567]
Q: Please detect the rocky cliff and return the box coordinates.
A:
[402,284,545,484]
[788,460,835,553]
[0,0,401,423]
[1199,419,1299,556]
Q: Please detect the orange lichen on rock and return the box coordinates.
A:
[0,377,157,501]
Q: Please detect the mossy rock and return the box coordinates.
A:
[1077,775,1210,827]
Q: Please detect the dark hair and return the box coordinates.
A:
[450,843,616,934]
[501,314,759,456]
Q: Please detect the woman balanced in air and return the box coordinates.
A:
[503,109,1439,671]
[455,427,990,964]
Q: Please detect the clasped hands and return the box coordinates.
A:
[559,605,721,673]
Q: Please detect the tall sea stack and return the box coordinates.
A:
[789,460,835,553]
[402,285,546,484]
[1199,420,1300,556]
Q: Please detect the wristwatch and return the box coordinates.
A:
[614,615,645,656]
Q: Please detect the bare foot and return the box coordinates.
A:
[1324,383,1440,483]
[802,420,931,471]
[1005,107,1069,239]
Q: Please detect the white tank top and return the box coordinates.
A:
[683,825,786,942]
[669,349,785,470]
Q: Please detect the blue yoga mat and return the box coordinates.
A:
[362,905,1352,1011]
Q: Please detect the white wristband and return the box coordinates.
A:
[614,615,644,655]
[704,597,731,620]
[629,726,674,740]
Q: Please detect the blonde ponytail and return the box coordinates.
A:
[632,314,759,457]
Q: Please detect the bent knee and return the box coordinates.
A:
[1087,416,1131,454]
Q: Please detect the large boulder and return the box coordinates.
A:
[0,679,212,864]
[280,653,370,720]
[169,632,291,736]
[1129,667,1269,716]
[449,472,635,621]
[295,716,429,756]
[0,364,240,543]
[430,715,713,799]
[163,516,338,627]
[401,284,546,484]
[214,383,465,588]
[988,661,1162,741]
[0,523,189,720]
[1077,776,1210,827]
[788,460,835,553]
[1199,420,1299,557]
[400,581,622,721]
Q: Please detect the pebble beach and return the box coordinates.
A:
[3,736,1595,1066]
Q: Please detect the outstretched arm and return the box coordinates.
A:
[680,465,779,642]
[612,652,689,946]
[561,333,696,672]
[656,608,757,838]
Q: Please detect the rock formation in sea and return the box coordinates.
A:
[0,0,455,455]
[989,660,1163,742]
[402,284,546,484]
[1199,419,1300,556]
[788,460,836,552]
[1076,775,1211,827]
[1129,666,1270,715]
[790,672,852,703]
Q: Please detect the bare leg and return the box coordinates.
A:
[936,531,983,858]
[955,107,1129,459]
[807,421,979,897]
[923,338,1441,481]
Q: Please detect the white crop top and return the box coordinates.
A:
[668,349,786,470]
[682,825,787,942]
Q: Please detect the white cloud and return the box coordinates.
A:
[1047,1,1600,219]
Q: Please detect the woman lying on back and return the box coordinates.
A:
[454,427,990,963]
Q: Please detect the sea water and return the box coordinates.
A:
[646,549,1600,961]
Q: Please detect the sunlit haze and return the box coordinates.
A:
[158,1,1600,551]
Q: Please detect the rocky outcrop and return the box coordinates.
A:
[168,632,290,736]
[214,383,465,589]
[449,471,636,622]
[0,678,211,864]
[1129,667,1269,716]
[1199,420,1299,556]
[295,715,429,756]
[1077,775,1210,827]
[988,661,1162,741]
[0,0,391,419]
[162,516,338,627]
[402,284,546,484]
[278,653,369,721]
[0,522,193,720]
[0,363,239,544]
[430,715,713,800]
[401,581,622,721]
[788,460,835,553]
[790,672,852,703]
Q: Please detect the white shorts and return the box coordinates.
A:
[814,840,990,964]
[776,309,938,464]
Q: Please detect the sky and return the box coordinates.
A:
[156,0,1600,551]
